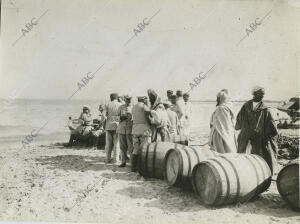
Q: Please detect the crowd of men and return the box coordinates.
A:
[69,86,278,174]
[103,89,192,171]
[68,89,193,171]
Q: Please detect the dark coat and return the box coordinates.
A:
[235,100,278,174]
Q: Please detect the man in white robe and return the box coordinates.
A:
[209,90,237,153]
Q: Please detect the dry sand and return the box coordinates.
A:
[0,131,299,224]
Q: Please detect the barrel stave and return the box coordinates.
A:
[277,159,299,210]
[139,142,184,179]
[192,153,272,206]
[164,145,216,188]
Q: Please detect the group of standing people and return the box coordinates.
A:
[209,86,278,173]
[103,89,193,171]
[71,85,278,175]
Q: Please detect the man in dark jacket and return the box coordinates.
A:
[235,86,278,174]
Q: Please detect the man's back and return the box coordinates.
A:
[166,109,179,134]
[105,100,121,130]
[170,103,183,119]
[117,104,133,134]
[132,102,150,135]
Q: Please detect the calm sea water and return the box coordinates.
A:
[0,99,283,145]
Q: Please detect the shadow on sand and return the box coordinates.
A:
[110,173,300,218]
[35,143,300,218]
[35,152,132,174]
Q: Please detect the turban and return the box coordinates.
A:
[252,86,264,94]
[217,90,230,104]
[220,89,229,94]
[147,89,157,97]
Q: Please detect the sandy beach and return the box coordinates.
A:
[0,127,299,224]
[1,0,299,223]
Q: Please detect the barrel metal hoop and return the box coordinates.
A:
[139,143,147,175]
[276,165,290,197]
[244,154,260,198]
[189,146,200,164]
[219,155,241,204]
[182,146,192,183]
[144,143,151,176]
[251,154,272,193]
[152,142,158,177]
[251,155,266,185]
[175,149,184,186]
[191,163,201,195]
[210,158,230,205]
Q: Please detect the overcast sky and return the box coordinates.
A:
[0,0,299,101]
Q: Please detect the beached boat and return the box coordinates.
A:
[67,117,106,148]
[277,94,300,123]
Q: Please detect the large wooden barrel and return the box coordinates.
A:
[138,142,187,179]
[169,134,189,146]
[276,158,299,210]
[164,145,217,188]
[192,153,272,205]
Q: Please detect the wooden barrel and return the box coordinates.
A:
[164,145,217,188]
[276,158,299,210]
[192,153,272,205]
[138,142,187,179]
[169,134,189,146]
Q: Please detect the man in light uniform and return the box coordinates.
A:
[176,90,185,117]
[182,92,193,137]
[105,93,121,164]
[131,96,151,172]
[170,95,182,118]
[116,95,133,167]
[163,100,180,137]
[170,94,183,134]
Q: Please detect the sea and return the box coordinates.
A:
[0,99,285,147]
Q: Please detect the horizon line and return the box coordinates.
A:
[0,97,283,103]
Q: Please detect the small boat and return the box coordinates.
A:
[67,117,106,148]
